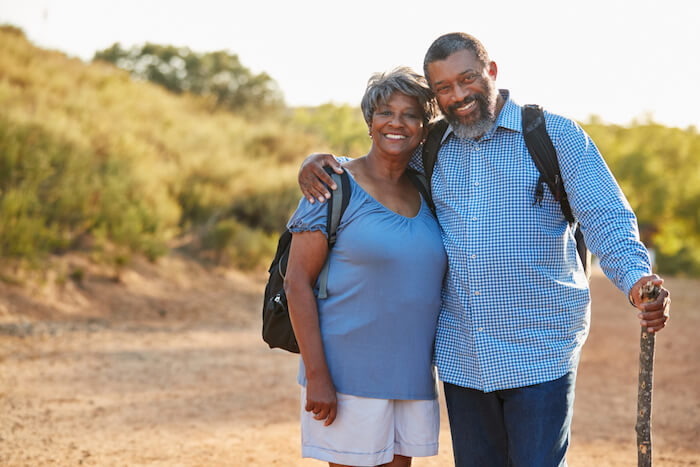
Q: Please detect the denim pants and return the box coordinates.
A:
[443,369,577,467]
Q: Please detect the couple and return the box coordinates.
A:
[283,32,671,467]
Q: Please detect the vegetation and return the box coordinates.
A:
[586,122,700,276]
[0,25,348,270]
[1,25,698,276]
[94,42,284,115]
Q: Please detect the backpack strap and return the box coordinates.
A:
[317,167,350,299]
[420,118,449,214]
[405,169,431,211]
[522,105,591,278]
[521,104,575,225]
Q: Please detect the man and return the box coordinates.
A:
[297,32,671,466]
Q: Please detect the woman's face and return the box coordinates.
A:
[370,92,426,158]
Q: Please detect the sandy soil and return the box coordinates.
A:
[0,257,698,466]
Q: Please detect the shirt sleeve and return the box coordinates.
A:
[287,196,329,237]
[552,117,652,298]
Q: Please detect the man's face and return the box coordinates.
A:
[426,49,499,139]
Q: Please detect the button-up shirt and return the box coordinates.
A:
[410,90,651,392]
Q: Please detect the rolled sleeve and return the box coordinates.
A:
[287,197,329,237]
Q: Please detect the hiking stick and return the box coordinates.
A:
[636,281,661,467]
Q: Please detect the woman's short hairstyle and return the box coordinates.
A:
[360,67,436,127]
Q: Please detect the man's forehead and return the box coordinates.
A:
[427,49,481,81]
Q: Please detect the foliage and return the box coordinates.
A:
[291,103,370,157]
[584,122,700,276]
[0,118,171,260]
[93,42,284,115]
[0,26,311,269]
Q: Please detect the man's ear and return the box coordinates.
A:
[487,61,498,80]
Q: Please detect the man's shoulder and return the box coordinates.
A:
[537,109,589,145]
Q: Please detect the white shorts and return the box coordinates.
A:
[300,387,439,466]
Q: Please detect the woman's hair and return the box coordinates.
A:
[360,67,436,127]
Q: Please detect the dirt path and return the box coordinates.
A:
[0,261,698,466]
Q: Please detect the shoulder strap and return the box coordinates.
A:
[317,167,350,299]
[421,118,449,201]
[405,169,434,215]
[521,104,574,224]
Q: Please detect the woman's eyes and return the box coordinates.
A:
[378,111,419,119]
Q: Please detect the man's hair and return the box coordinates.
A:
[361,67,436,127]
[423,32,490,84]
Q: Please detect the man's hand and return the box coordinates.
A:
[305,374,338,426]
[629,274,671,333]
[298,153,344,204]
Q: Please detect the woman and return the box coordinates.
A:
[284,67,447,467]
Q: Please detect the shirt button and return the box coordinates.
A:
[472,216,477,221]
[478,327,484,332]
[471,254,477,259]
[474,291,480,296]
[474,181,480,187]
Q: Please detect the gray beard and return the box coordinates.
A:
[449,117,495,139]
[444,81,499,140]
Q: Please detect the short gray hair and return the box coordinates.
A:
[423,33,490,85]
[360,67,436,127]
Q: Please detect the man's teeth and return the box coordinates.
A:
[458,100,476,111]
[385,134,407,140]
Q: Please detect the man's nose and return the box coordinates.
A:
[453,83,470,103]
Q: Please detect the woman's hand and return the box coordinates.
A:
[305,373,338,426]
[298,153,344,204]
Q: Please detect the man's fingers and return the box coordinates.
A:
[305,183,329,204]
[311,164,337,191]
[328,157,344,174]
[325,404,337,426]
[641,293,670,312]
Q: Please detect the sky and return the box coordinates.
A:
[1,0,699,129]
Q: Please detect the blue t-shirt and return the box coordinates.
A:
[287,170,447,400]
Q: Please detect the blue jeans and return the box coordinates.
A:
[443,369,577,467]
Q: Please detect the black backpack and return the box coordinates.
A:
[421,104,591,277]
[262,168,351,353]
[262,167,432,353]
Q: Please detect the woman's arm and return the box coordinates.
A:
[284,231,337,426]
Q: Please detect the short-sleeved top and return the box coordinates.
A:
[287,170,447,400]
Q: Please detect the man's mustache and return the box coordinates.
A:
[448,94,483,113]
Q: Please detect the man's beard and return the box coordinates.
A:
[442,79,498,139]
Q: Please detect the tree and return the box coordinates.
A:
[93,43,284,113]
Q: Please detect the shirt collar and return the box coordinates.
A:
[441,89,521,143]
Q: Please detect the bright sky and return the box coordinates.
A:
[2,0,699,129]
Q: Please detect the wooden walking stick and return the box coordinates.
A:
[636,281,661,467]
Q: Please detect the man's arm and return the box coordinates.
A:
[553,117,670,332]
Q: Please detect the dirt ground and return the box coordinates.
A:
[0,256,698,466]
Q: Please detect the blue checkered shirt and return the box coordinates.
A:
[409,90,651,392]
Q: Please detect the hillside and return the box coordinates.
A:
[0,25,332,270]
